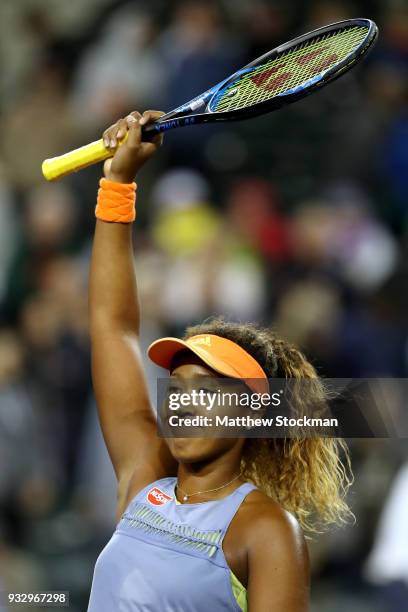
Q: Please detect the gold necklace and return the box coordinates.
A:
[176,471,243,502]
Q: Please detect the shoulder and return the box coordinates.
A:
[238,489,310,610]
[238,489,309,568]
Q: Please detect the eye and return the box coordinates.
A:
[198,387,216,396]
[168,384,183,394]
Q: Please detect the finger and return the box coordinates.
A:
[104,120,124,149]
[151,132,164,148]
[139,110,165,126]
[140,130,164,156]
[126,115,142,149]
[116,118,128,142]
[126,114,140,128]
[103,123,118,148]
[103,113,141,149]
[125,112,142,142]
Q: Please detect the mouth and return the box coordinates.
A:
[178,410,197,418]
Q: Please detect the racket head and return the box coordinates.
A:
[206,18,378,119]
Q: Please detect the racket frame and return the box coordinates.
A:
[42,18,378,180]
[143,18,378,136]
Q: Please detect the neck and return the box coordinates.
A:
[175,446,244,503]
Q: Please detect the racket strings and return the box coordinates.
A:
[213,26,368,112]
[247,26,364,75]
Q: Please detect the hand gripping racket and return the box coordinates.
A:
[42,18,378,181]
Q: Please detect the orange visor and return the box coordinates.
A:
[147,333,269,395]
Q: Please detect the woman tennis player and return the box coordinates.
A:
[87,111,352,612]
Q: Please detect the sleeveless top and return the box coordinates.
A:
[87,476,257,611]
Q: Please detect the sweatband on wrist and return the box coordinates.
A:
[95,178,137,223]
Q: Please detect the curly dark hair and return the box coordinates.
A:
[183,316,353,533]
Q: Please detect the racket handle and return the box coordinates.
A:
[42,124,161,181]
[42,131,134,181]
[42,139,112,181]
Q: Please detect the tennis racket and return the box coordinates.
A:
[42,18,378,181]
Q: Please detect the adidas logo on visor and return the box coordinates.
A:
[190,336,212,347]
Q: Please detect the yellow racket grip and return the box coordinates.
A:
[42,133,128,181]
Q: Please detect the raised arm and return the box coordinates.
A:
[89,111,176,515]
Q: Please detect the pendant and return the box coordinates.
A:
[183,495,188,502]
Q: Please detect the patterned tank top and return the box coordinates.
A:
[87,476,256,611]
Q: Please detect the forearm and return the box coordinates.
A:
[89,219,140,334]
[89,111,163,334]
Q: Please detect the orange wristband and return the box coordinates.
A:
[95,178,137,223]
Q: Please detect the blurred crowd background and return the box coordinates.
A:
[0,0,407,610]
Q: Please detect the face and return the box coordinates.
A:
[163,354,245,465]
